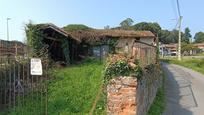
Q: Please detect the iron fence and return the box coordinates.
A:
[0,41,48,115]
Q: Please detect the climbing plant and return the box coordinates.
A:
[61,38,70,65]
[104,54,142,83]
[25,22,45,57]
[100,38,118,54]
[25,22,71,64]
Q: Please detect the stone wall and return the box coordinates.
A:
[107,65,162,115]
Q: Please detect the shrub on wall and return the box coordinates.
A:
[104,54,142,82]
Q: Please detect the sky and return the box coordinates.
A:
[0,0,204,42]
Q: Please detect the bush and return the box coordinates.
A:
[63,24,92,32]
[104,54,142,82]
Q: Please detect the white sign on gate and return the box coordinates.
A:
[30,58,43,75]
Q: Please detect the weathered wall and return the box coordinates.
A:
[107,65,162,115]
[140,37,154,45]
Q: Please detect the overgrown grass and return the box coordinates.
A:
[5,59,105,115]
[162,58,204,75]
[93,88,107,115]
[196,52,204,56]
[48,60,104,115]
[148,68,165,115]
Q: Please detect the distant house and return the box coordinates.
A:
[159,43,178,56]
[0,40,26,57]
[194,43,204,52]
[159,43,204,56]
[164,43,177,56]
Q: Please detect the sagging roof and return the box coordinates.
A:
[0,39,26,47]
[68,29,155,41]
[36,23,81,42]
[36,23,156,44]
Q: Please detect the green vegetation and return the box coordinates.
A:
[25,22,45,56]
[92,89,107,115]
[63,24,92,31]
[162,58,204,75]
[118,18,197,44]
[104,55,142,83]
[61,38,70,64]
[25,22,72,64]
[6,93,46,115]
[181,42,200,55]
[133,22,161,36]
[194,32,204,43]
[148,68,165,115]
[119,18,134,30]
[6,60,106,115]
[48,60,104,115]
[196,52,204,56]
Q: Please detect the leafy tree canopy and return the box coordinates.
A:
[132,22,161,36]
[194,32,204,43]
[63,24,92,31]
[182,27,191,43]
[119,18,134,29]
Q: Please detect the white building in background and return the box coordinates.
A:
[194,43,204,52]
[159,43,178,56]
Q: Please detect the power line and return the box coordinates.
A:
[174,19,179,30]
[171,0,178,18]
[176,0,181,17]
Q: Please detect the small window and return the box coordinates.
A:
[135,37,140,41]
[124,43,129,53]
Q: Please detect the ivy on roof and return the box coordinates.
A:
[63,24,92,32]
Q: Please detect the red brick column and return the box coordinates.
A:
[107,77,137,115]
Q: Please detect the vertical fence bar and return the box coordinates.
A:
[13,59,16,112]
[0,42,49,114]
[45,62,48,115]
[4,57,6,108]
[36,75,39,114]
[0,56,3,111]
[22,62,25,114]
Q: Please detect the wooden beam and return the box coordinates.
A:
[44,36,61,42]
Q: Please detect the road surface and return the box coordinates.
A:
[162,63,204,115]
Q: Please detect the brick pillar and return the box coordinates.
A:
[107,77,137,115]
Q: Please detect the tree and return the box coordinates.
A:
[63,24,92,31]
[182,27,191,43]
[119,18,134,29]
[194,32,204,43]
[132,22,161,36]
[159,30,171,43]
[181,42,199,55]
[104,25,110,29]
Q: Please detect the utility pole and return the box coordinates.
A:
[6,18,11,59]
[178,16,182,60]
[176,0,182,61]
[7,18,11,41]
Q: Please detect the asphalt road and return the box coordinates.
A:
[162,63,204,115]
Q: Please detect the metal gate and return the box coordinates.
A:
[0,40,48,115]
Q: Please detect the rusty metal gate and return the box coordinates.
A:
[0,40,48,115]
